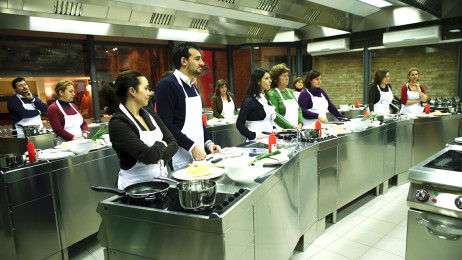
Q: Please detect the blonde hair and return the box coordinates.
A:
[269,63,291,88]
[407,68,419,82]
[55,80,74,97]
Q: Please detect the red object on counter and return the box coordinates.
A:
[27,140,36,162]
[315,119,322,137]
[355,101,359,108]
[202,114,207,126]
[268,132,276,153]
[364,111,369,117]
[425,104,430,114]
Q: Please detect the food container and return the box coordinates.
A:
[226,164,264,183]
[344,118,371,132]
[340,105,350,111]
[66,139,93,155]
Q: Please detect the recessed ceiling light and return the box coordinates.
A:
[359,0,392,8]
[449,29,461,33]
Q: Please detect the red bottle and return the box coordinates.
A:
[27,140,36,163]
[425,104,430,114]
[355,101,359,108]
[315,119,322,137]
[268,132,276,153]
[202,114,207,126]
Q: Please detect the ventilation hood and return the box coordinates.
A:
[0,0,460,44]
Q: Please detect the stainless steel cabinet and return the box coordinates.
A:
[317,145,337,220]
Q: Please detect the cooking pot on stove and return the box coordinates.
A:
[18,124,41,137]
[303,129,320,139]
[156,177,217,210]
[0,153,25,170]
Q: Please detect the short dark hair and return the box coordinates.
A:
[304,70,322,89]
[247,68,270,100]
[172,42,201,70]
[12,77,26,89]
[292,77,304,90]
[114,70,143,104]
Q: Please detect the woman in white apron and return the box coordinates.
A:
[268,64,303,130]
[211,79,237,119]
[368,69,394,116]
[236,68,276,140]
[298,70,344,128]
[291,77,304,101]
[108,71,178,189]
[400,68,429,114]
[48,80,88,145]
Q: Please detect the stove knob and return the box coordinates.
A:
[455,197,462,209]
[415,189,430,202]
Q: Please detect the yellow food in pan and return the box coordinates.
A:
[185,165,212,178]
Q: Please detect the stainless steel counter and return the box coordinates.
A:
[0,147,119,260]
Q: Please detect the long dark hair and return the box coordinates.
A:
[247,68,269,100]
[214,79,229,98]
[114,70,143,104]
[372,69,389,86]
[304,70,322,89]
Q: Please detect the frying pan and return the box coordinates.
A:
[91,181,170,202]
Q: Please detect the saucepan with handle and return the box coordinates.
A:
[155,176,216,210]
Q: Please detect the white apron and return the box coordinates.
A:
[171,77,205,171]
[374,85,394,116]
[275,89,299,129]
[302,90,328,129]
[118,104,167,190]
[56,101,84,145]
[221,95,235,118]
[247,94,275,138]
[293,91,301,101]
[15,95,44,138]
[400,84,423,114]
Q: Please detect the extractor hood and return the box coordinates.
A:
[0,0,459,44]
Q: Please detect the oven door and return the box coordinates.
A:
[406,208,462,260]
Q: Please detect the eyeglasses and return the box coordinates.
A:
[16,83,28,87]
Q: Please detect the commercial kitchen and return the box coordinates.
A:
[1,0,462,259]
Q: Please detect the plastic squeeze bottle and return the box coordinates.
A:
[315,119,322,137]
[355,101,359,108]
[27,140,36,163]
[202,114,207,126]
[425,104,430,114]
[268,132,276,153]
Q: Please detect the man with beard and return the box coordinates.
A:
[156,42,220,170]
[7,77,48,138]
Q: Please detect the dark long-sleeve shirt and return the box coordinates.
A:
[298,88,343,119]
[368,84,392,112]
[48,100,88,141]
[109,108,178,170]
[156,73,211,151]
[236,96,272,140]
[7,94,48,125]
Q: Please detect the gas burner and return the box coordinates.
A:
[116,187,251,218]
[301,135,336,143]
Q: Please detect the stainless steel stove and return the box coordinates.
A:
[406,144,462,260]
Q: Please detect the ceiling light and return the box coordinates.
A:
[358,0,392,8]
[449,29,461,33]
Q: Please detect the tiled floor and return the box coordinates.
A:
[294,182,409,260]
[69,183,410,260]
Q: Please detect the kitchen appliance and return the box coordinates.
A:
[406,144,462,259]
[109,187,249,218]
[0,153,25,170]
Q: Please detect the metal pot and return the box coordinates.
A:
[303,129,320,139]
[91,181,170,202]
[156,177,217,210]
[18,125,41,137]
[0,153,24,170]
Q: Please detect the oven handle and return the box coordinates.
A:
[417,218,462,238]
